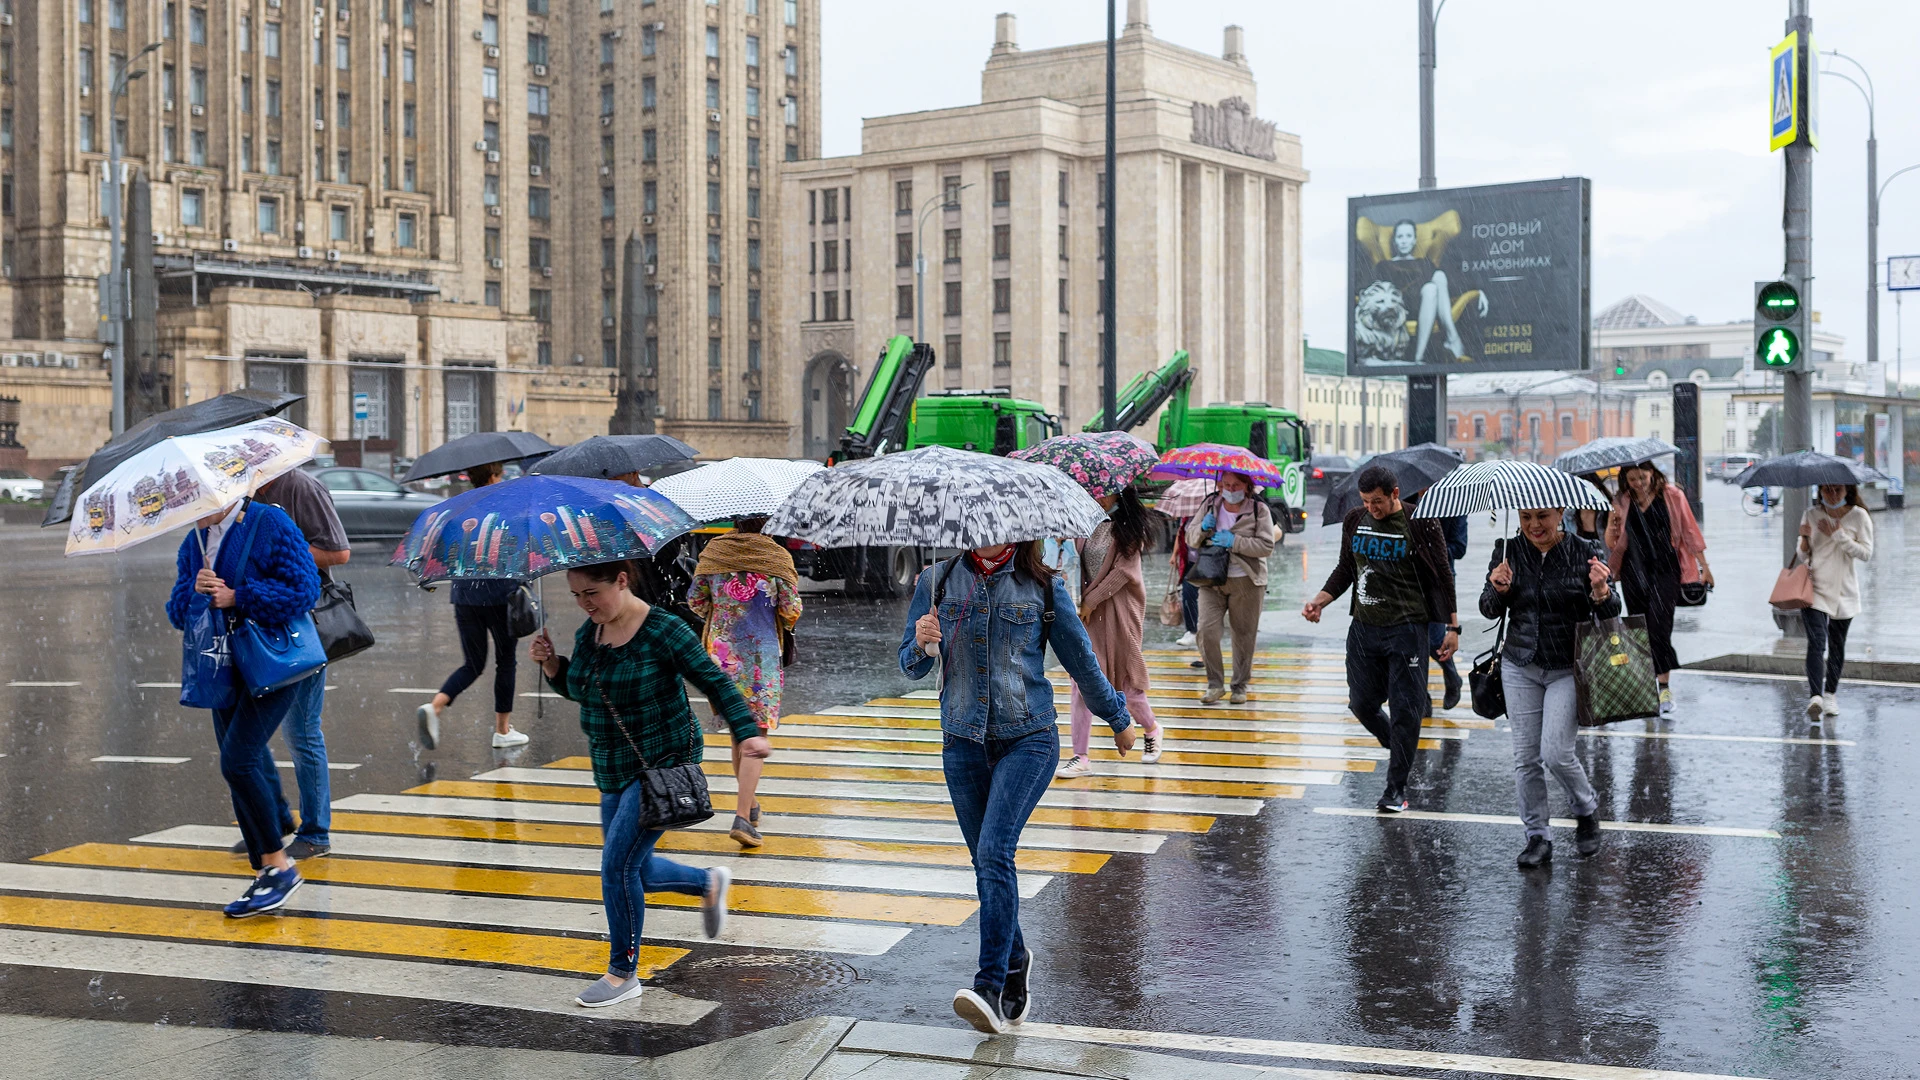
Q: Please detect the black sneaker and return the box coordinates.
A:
[1001,947,1034,1026]
[1517,835,1553,869]
[1574,814,1601,858]
[952,986,1008,1035]
[1375,784,1408,813]
[285,837,331,861]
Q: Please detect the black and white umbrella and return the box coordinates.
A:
[1733,450,1889,489]
[528,434,699,481]
[1412,458,1610,518]
[763,445,1108,549]
[649,457,825,523]
[401,431,557,482]
[1552,436,1680,476]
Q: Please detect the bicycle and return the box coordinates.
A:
[1741,486,1784,517]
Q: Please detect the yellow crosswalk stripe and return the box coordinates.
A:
[525,765,1218,832]
[0,890,661,977]
[785,713,1385,752]
[36,842,980,927]
[703,753,1294,799]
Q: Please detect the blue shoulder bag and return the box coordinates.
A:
[226,501,329,697]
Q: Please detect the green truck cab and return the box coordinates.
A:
[906,391,1061,455]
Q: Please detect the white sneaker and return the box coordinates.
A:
[1175,631,1197,649]
[1140,730,1163,764]
[1054,754,1093,778]
[1821,691,1839,717]
[1804,695,1824,720]
[1657,687,1674,718]
[415,703,439,749]
[492,726,530,748]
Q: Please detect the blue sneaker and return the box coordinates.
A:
[224,865,303,918]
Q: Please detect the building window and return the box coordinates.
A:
[240,135,253,171]
[336,91,350,127]
[748,137,761,168]
[79,113,96,153]
[266,78,281,116]
[530,84,551,115]
[1559,413,1573,437]
[895,233,912,267]
[943,175,962,207]
[337,36,350,70]
[483,121,500,150]
[708,388,723,420]
[599,84,613,116]
[747,187,760,219]
[822,240,838,272]
[822,188,839,223]
[190,129,208,165]
[642,129,657,162]
[785,0,797,26]
[992,224,1010,260]
[822,290,840,321]
[110,0,126,28]
[600,32,615,65]
[180,187,205,227]
[265,139,281,174]
[896,285,913,319]
[706,339,723,373]
[642,25,656,57]
[484,227,501,260]
[705,27,719,58]
[784,96,798,126]
[336,149,351,181]
[747,238,761,270]
[1058,278,1069,313]
[705,78,720,109]
[162,126,177,162]
[528,134,550,171]
[528,288,550,320]
[189,5,207,43]
[643,77,656,110]
[397,212,417,248]
[944,335,962,369]
[643,180,658,213]
[402,48,415,81]
[81,0,94,22]
[944,229,961,262]
[1058,332,1069,368]
[707,130,721,159]
[991,170,1010,206]
[993,333,1011,370]
[992,278,1010,313]
[481,12,499,45]
[528,33,549,66]
[708,285,722,318]
[708,234,722,264]
[707,181,721,214]
[529,186,551,219]
[162,2,174,37]
[529,237,551,269]
[482,66,499,99]
[746,35,759,68]
[745,85,759,117]
[943,281,961,315]
[785,44,797,77]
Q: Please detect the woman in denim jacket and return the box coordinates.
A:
[900,539,1133,1035]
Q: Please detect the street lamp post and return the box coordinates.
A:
[1875,162,1920,390]
[914,184,972,346]
[1408,0,1448,447]
[104,41,164,437]
[1822,51,1879,372]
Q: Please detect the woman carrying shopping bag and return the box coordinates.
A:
[1797,483,1874,720]
[1605,462,1711,718]
[1482,505,1620,869]
[1057,487,1165,778]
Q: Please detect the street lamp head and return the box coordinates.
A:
[124,69,147,81]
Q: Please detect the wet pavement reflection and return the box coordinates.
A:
[0,495,1915,1077]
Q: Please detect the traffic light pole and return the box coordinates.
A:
[1406,0,1444,447]
[1781,1,1814,569]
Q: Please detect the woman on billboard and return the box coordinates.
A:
[1353,212,1488,367]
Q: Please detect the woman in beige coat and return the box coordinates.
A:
[1185,471,1277,705]
[1057,487,1167,778]
[1798,483,1874,720]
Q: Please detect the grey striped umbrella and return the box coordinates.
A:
[763,445,1108,549]
[1411,459,1610,517]
[1552,436,1680,476]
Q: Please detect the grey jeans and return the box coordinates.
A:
[1504,661,1598,838]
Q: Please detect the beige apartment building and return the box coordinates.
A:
[780,2,1305,461]
[0,0,815,474]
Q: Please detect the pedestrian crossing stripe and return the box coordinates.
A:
[716,746,1348,784]
[789,712,1395,751]
[114,831,992,924]
[820,705,1475,741]
[0,892,666,977]
[0,861,910,956]
[391,786,1173,852]
[696,758,1297,799]
[684,730,1395,773]
[887,692,1493,729]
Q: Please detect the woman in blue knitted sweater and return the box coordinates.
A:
[167,497,320,917]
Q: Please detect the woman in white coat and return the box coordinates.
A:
[1798,483,1874,720]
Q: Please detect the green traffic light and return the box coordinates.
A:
[1756,281,1800,323]
[1759,326,1800,367]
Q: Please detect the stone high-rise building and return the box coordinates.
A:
[781,2,1304,460]
[0,0,813,473]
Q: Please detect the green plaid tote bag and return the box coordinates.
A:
[1573,614,1662,726]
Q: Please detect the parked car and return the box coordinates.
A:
[307,467,445,540]
[1306,455,1357,495]
[0,469,45,501]
[1717,453,1761,483]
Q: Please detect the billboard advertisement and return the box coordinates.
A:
[1347,178,1591,377]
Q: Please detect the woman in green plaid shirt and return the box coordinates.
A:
[530,559,771,1009]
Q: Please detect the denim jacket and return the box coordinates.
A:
[899,557,1130,743]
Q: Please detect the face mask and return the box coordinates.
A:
[1221,490,1246,506]
[1821,494,1847,510]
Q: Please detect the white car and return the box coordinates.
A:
[1717,454,1761,482]
[0,469,45,501]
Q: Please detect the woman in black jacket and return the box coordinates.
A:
[417,462,527,750]
[1481,505,1620,869]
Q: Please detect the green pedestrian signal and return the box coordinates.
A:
[1756,280,1800,322]
[1758,326,1800,367]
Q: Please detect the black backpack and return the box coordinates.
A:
[931,554,1055,654]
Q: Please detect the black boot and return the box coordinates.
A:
[1575,813,1601,858]
[1517,835,1553,869]
[1442,662,1463,711]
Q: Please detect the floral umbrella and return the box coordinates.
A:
[65,417,325,556]
[390,474,694,583]
[1008,430,1160,499]
[1150,443,1288,487]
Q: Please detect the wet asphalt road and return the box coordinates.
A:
[0,496,1916,1078]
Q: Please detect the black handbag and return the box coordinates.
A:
[1676,580,1712,607]
[1468,610,1507,720]
[506,584,541,638]
[312,576,376,662]
[598,686,714,831]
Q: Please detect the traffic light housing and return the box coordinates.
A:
[1754,280,1806,370]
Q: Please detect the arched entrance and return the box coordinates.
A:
[803,351,855,461]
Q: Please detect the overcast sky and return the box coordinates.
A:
[820,0,1920,379]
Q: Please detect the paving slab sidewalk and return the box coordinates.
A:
[0,1014,1372,1079]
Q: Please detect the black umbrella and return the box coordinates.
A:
[1322,443,1464,525]
[40,388,304,526]
[528,434,698,480]
[400,430,557,482]
[1552,436,1680,476]
[1733,450,1888,489]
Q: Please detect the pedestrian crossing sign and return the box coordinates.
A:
[1769,33,1798,152]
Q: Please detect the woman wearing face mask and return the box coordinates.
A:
[1605,462,1709,717]
[529,559,769,1009]
[1797,483,1874,720]
[1186,471,1276,705]
[901,539,1132,1034]
[1058,487,1165,778]
[1483,505,1619,869]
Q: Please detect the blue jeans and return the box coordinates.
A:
[1504,661,1598,838]
[600,779,710,979]
[943,726,1058,996]
[276,672,330,844]
[212,677,305,870]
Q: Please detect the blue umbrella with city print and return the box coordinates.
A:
[390,474,695,583]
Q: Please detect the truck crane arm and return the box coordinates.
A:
[835,335,936,461]
[1082,350,1192,435]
